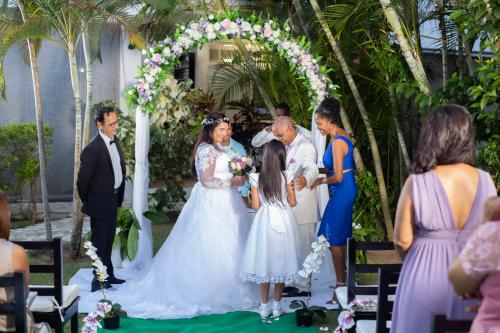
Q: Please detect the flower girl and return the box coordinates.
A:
[240,140,302,319]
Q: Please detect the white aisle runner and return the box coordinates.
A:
[69,253,338,316]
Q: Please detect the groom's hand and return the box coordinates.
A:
[296,176,307,191]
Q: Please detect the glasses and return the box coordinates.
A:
[107,121,118,127]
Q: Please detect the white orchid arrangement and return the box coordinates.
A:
[126,9,340,114]
[82,242,127,333]
[290,235,330,316]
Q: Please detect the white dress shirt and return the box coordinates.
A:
[99,130,123,189]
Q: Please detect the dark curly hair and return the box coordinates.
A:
[191,112,230,175]
[315,98,341,125]
[412,104,475,174]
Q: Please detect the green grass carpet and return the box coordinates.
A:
[99,311,317,333]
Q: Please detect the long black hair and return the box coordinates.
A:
[191,112,230,175]
[412,104,475,174]
[259,140,287,205]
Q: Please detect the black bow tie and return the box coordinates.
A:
[109,140,115,145]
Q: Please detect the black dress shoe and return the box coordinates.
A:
[283,286,298,294]
[91,279,112,292]
[282,289,312,298]
[108,276,126,284]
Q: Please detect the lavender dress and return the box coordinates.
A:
[390,169,497,333]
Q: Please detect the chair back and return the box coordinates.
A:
[347,238,401,300]
[431,314,472,333]
[0,271,26,333]
[375,267,400,333]
[13,238,63,306]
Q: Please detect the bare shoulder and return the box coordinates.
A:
[12,243,28,259]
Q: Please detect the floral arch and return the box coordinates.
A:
[125,10,337,269]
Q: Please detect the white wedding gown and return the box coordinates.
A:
[85,143,258,319]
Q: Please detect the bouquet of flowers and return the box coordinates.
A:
[228,156,255,176]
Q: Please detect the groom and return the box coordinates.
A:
[77,106,126,292]
[273,116,320,293]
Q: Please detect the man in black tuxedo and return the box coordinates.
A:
[77,106,126,292]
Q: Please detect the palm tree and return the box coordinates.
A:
[0,0,90,255]
[0,0,52,240]
[309,0,394,238]
[76,0,143,149]
[378,0,432,97]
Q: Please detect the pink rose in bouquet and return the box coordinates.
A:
[228,156,255,176]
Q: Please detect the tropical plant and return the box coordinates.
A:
[0,0,53,239]
[114,208,141,261]
[0,123,53,223]
[310,0,394,238]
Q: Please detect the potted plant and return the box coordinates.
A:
[289,235,330,327]
[83,242,127,331]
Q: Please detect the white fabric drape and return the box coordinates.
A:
[311,112,329,217]
[122,106,153,269]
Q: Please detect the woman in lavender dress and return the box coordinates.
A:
[390,105,497,333]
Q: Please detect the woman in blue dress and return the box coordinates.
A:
[312,98,358,294]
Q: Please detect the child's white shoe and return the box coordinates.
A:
[259,302,271,319]
[272,300,281,318]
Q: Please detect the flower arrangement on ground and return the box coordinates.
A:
[82,242,127,332]
[333,299,377,333]
[289,235,330,327]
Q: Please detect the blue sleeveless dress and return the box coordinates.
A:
[318,135,358,246]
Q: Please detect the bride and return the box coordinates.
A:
[89,112,258,319]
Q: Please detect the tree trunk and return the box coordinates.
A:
[386,77,410,171]
[292,0,313,40]
[17,0,52,240]
[68,45,84,257]
[463,37,475,76]
[439,3,448,89]
[457,33,465,79]
[310,0,394,238]
[339,106,365,173]
[379,0,432,97]
[81,25,93,147]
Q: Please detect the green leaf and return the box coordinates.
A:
[143,211,169,224]
[127,224,139,260]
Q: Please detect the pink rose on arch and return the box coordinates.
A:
[151,53,162,63]
[220,18,231,29]
[263,25,272,38]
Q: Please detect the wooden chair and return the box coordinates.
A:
[14,238,79,333]
[335,238,401,321]
[0,271,27,333]
[355,266,400,333]
[431,314,472,333]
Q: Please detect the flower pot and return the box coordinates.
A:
[295,309,313,327]
[103,315,120,329]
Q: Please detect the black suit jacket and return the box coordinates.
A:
[77,133,126,218]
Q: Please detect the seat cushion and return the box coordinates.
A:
[356,319,391,333]
[356,320,376,333]
[29,285,80,312]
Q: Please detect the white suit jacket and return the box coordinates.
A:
[286,133,320,225]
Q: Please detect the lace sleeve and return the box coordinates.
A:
[196,144,230,189]
[459,222,500,279]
